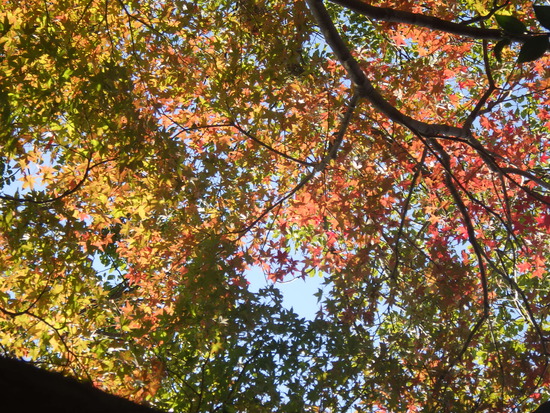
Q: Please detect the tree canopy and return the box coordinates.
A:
[1,0,550,411]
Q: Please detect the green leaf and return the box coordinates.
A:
[61,68,73,80]
[534,5,550,31]
[495,14,527,34]
[0,16,12,35]
[518,35,549,62]
[494,38,511,62]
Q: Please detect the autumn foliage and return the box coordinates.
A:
[2,0,550,411]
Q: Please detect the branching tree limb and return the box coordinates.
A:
[329,0,531,42]
[306,0,468,138]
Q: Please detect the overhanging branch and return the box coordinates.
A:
[329,0,530,42]
[306,0,467,138]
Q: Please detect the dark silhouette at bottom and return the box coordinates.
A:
[0,357,162,413]
[2,355,547,413]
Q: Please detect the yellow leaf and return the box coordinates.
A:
[19,174,38,190]
[136,204,148,220]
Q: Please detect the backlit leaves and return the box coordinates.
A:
[1,0,550,412]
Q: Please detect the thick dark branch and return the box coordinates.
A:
[306,0,467,138]
[329,0,530,42]
[500,167,550,192]
[428,138,490,315]
[464,39,497,131]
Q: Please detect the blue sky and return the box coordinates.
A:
[246,265,328,320]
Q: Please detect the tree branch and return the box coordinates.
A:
[232,122,317,167]
[463,38,497,131]
[306,0,468,138]
[390,146,428,279]
[233,92,359,234]
[0,157,104,204]
[328,0,530,42]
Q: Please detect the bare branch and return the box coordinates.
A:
[390,146,428,279]
[0,286,50,318]
[463,38,497,131]
[428,138,490,315]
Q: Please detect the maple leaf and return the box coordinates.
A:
[19,174,38,190]
[536,211,550,230]
[518,262,532,273]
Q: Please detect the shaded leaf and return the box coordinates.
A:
[494,38,511,62]
[518,35,549,62]
[495,14,527,34]
[534,5,550,31]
